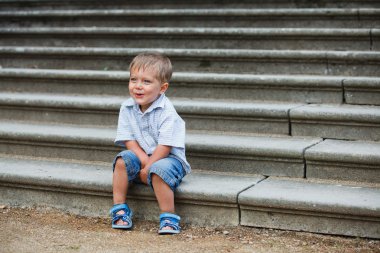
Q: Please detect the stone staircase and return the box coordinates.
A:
[0,0,379,239]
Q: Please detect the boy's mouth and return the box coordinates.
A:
[134,93,144,99]
[134,91,144,98]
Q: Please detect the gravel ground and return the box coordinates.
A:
[1,206,379,253]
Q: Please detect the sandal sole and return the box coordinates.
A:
[112,224,133,229]
[158,229,180,235]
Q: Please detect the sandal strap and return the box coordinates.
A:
[110,203,133,226]
[159,212,181,221]
[110,203,131,216]
[159,213,181,231]
[112,214,132,224]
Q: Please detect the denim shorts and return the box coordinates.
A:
[113,150,185,192]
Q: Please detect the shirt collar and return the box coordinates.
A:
[124,94,166,114]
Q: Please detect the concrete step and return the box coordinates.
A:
[344,77,380,105]
[1,92,379,141]
[3,68,380,104]
[1,8,379,28]
[239,177,380,238]
[1,155,379,238]
[0,92,301,135]
[1,0,380,10]
[290,104,380,141]
[0,155,264,226]
[0,120,321,177]
[0,118,376,182]
[0,27,376,51]
[1,47,379,76]
[305,139,380,183]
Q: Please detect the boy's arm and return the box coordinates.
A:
[139,145,172,184]
[125,140,149,168]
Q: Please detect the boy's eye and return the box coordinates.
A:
[130,78,137,82]
[144,80,151,84]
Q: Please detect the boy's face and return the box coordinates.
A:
[129,67,168,113]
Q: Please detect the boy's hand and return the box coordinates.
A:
[128,144,171,185]
[139,167,149,184]
[140,156,149,169]
[125,140,149,168]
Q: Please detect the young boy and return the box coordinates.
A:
[110,52,191,235]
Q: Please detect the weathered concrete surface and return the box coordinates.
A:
[0,156,263,226]
[173,99,298,135]
[0,92,122,126]
[0,68,346,103]
[0,27,373,50]
[239,177,380,238]
[186,132,321,177]
[1,47,379,76]
[344,77,380,106]
[1,8,378,28]
[0,121,119,162]
[1,0,379,10]
[170,73,344,103]
[0,121,321,177]
[0,92,301,134]
[372,28,380,51]
[290,104,380,141]
[305,139,380,183]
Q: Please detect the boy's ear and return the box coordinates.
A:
[160,82,169,94]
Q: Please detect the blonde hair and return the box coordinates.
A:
[129,52,172,84]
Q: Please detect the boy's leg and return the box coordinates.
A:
[113,157,129,205]
[148,157,185,231]
[151,174,175,213]
[112,150,141,226]
[112,158,130,226]
[151,174,175,231]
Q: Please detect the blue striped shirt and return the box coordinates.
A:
[115,94,191,173]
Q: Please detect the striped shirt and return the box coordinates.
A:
[115,94,191,173]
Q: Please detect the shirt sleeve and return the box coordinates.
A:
[158,111,186,149]
[114,105,135,147]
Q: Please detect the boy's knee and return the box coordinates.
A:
[151,173,162,183]
[150,173,172,190]
[113,151,142,181]
[114,157,125,171]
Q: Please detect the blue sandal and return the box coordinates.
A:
[110,203,133,229]
[158,213,181,235]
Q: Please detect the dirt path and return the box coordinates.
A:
[1,206,379,253]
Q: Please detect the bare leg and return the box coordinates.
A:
[151,174,175,230]
[112,157,129,225]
